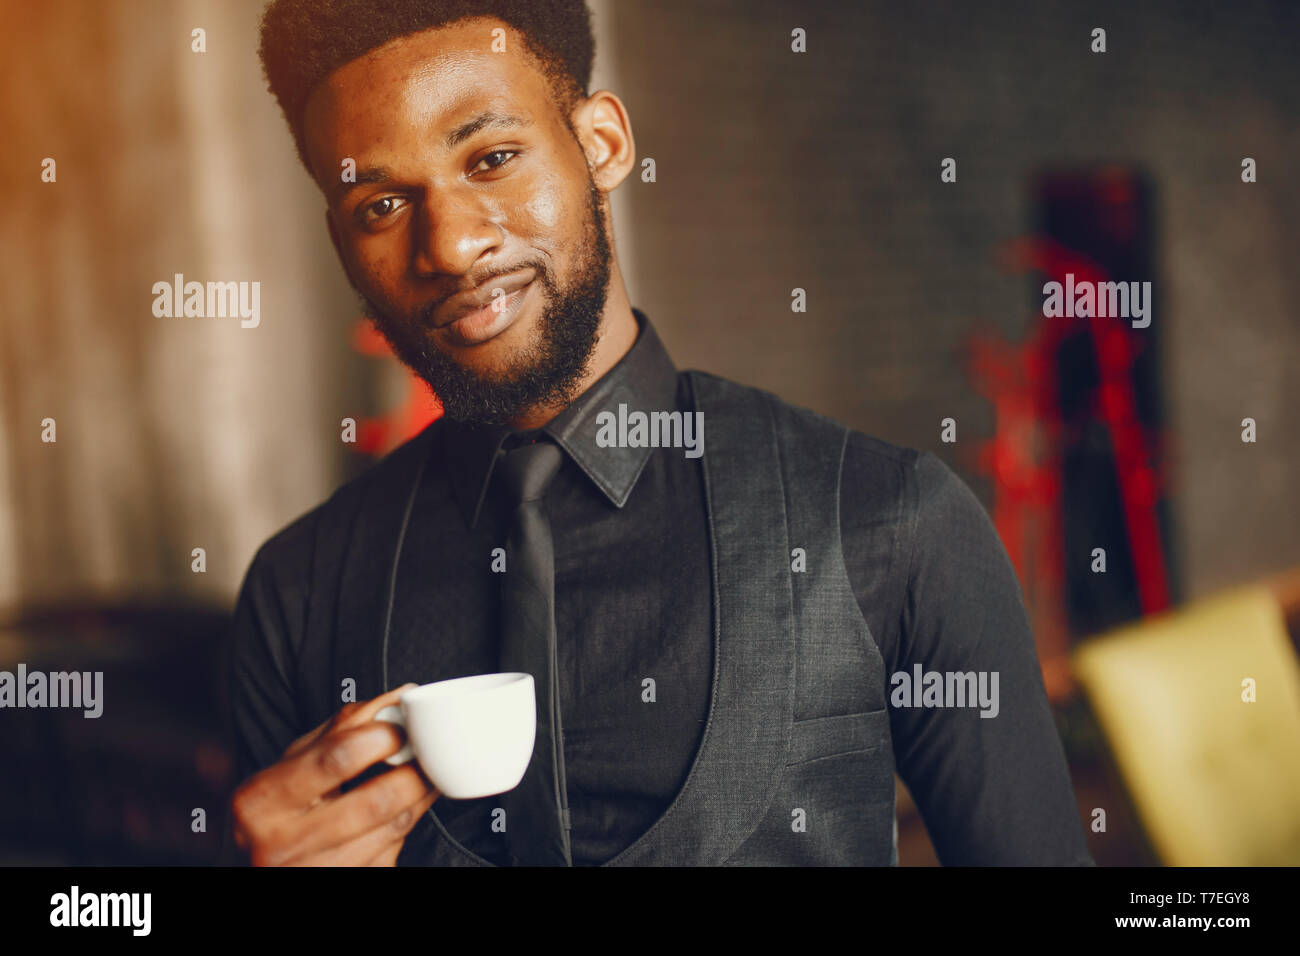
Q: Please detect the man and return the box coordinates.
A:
[225,0,1094,866]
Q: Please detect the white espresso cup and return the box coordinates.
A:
[375,673,536,799]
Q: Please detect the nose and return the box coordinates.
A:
[411,188,505,278]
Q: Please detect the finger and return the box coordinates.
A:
[281,710,343,761]
[236,687,422,839]
[334,684,420,731]
[280,684,416,763]
[246,719,412,821]
[272,763,434,863]
[363,839,405,868]
[362,790,439,867]
[285,777,437,866]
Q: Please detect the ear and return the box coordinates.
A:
[572,90,636,195]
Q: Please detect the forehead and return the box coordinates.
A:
[301,17,557,175]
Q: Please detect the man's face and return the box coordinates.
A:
[302,18,612,425]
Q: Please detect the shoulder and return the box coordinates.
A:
[684,368,849,438]
[238,420,443,589]
[683,367,952,515]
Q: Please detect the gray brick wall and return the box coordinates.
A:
[603,0,1300,605]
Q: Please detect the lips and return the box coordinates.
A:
[433,269,537,329]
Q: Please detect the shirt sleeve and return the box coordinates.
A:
[217,523,314,864]
[848,446,1094,865]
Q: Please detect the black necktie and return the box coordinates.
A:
[495,436,571,866]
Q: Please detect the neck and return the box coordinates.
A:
[506,261,638,431]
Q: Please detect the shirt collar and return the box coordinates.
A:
[441,307,680,528]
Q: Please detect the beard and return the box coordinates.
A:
[359,176,612,427]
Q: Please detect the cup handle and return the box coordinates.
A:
[375,704,415,766]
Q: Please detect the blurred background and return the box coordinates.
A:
[1,0,1298,865]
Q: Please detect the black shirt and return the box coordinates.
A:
[389,309,711,865]
[228,307,1092,866]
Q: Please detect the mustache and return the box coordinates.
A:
[413,261,549,327]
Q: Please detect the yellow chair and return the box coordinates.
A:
[1073,584,1300,866]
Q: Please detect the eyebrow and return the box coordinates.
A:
[445,111,532,149]
[333,111,533,201]
[332,165,394,202]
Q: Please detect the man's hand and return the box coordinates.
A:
[230,685,440,866]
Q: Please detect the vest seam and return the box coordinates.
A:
[726,383,800,857]
[895,453,924,677]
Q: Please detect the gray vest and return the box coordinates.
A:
[298,369,899,865]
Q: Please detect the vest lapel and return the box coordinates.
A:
[607,370,797,865]
[330,423,441,709]
[327,376,797,867]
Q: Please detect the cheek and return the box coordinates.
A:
[348,234,410,298]
[520,187,562,233]
[513,172,590,272]
[513,156,585,238]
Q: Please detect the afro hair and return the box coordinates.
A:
[258,0,595,173]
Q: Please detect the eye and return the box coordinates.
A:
[359,196,406,225]
[471,150,519,175]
